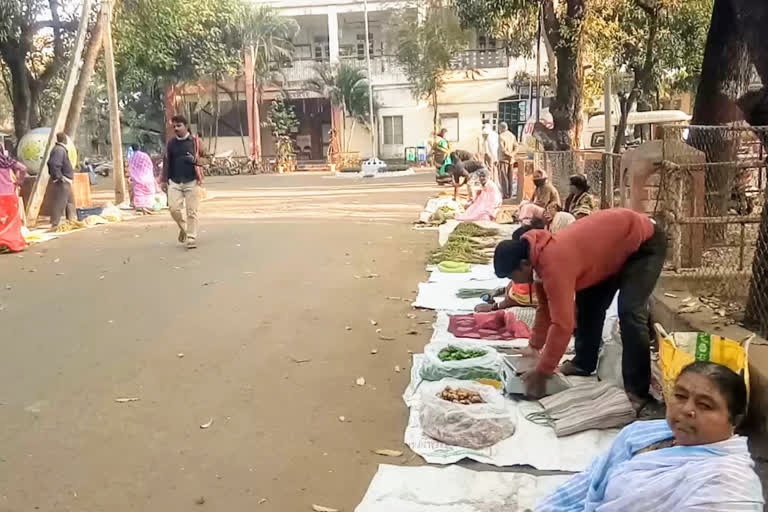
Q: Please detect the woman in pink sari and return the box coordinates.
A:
[128,144,157,213]
[457,167,502,221]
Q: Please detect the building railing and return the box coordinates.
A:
[275,49,507,86]
[450,49,507,70]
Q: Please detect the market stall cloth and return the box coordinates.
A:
[431,310,533,347]
[527,382,636,437]
[355,464,570,512]
[402,355,618,471]
[413,279,508,311]
[448,310,531,341]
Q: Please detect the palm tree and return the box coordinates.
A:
[305,62,373,154]
[240,5,299,157]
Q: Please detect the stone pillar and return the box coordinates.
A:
[327,10,339,63]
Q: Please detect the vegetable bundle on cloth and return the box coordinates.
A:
[420,341,502,381]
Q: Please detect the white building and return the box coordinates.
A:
[181,0,546,164]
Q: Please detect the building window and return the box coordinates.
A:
[478,35,497,51]
[439,113,459,142]
[481,111,498,130]
[314,36,329,61]
[382,116,404,145]
[356,33,374,60]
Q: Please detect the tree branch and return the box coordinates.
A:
[48,0,65,58]
[29,18,79,34]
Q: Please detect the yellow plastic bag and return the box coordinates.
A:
[655,324,751,402]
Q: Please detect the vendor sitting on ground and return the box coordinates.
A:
[517,169,561,225]
[538,362,764,511]
[563,174,596,219]
[474,223,542,313]
[492,208,667,407]
[456,168,502,222]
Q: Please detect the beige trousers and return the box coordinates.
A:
[168,180,200,240]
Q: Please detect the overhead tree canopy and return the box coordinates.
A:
[0,0,82,138]
[389,1,472,132]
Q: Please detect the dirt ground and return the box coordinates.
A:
[0,172,439,511]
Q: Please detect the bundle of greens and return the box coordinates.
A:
[452,222,499,238]
[456,288,495,299]
[438,346,488,361]
[427,236,489,264]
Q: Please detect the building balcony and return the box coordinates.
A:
[450,49,507,70]
[277,49,507,91]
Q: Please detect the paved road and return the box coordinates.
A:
[0,173,438,511]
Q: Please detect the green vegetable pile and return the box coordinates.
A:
[427,236,491,264]
[452,222,499,238]
[438,346,488,362]
[456,288,495,299]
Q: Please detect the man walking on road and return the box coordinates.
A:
[498,122,518,199]
[162,115,203,249]
[47,132,76,230]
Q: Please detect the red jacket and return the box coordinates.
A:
[523,209,654,373]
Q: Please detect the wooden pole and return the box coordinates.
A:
[26,0,93,222]
[102,0,127,205]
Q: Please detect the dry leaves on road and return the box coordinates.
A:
[356,377,366,386]
[115,397,140,403]
[312,505,339,512]
[373,449,403,457]
[200,418,214,429]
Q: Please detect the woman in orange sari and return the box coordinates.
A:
[0,148,27,253]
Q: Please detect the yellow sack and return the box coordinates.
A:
[655,324,751,402]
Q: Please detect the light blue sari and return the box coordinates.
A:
[538,419,764,511]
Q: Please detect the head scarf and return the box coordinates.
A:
[533,169,548,180]
[569,174,590,192]
[475,167,489,180]
[550,212,576,233]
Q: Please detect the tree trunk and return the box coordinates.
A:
[432,89,438,134]
[212,78,220,155]
[541,13,557,90]
[346,118,357,155]
[691,0,752,242]
[65,0,112,139]
[3,50,33,139]
[536,0,585,150]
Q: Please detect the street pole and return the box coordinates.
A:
[363,0,376,159]
[103,0,127,205]
[535,1,542,123]
[604,74,614,208]
[27,0,93,222]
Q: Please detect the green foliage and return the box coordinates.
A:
[305,63,372,124]
[242,5,299,93]
[586,0,712,106]
[265,98,297,164]
[451,0,537,58]
[388,3,471,122]
[266,98,298,137]
[114,0,246,88]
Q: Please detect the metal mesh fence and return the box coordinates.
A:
[659,125,768,335]
[530,150,622,208]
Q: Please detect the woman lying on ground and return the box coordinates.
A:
[538,361,764,511]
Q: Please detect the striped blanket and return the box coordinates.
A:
[538,419,764,511]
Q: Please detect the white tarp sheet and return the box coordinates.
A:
[355,464,571,512]
[426,264,501,283]
[403,355,618,471]
[413,280,508,311]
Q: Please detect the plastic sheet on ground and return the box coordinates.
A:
[355,464,571,512]
[413,279,508,311]
[426,263,501,283]
[403,355,618,471]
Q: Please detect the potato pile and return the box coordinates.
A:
[438,386,485,405]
